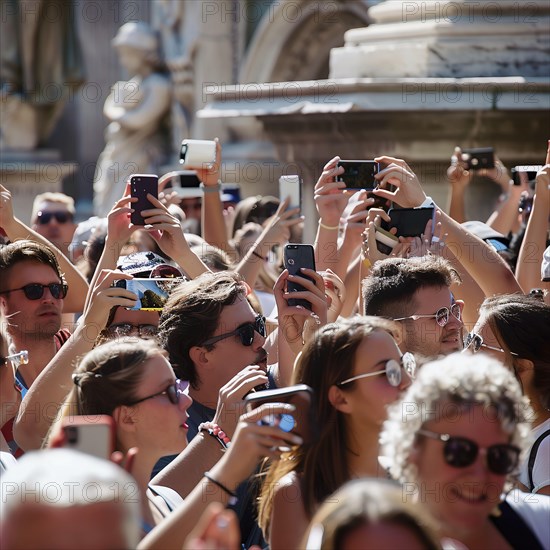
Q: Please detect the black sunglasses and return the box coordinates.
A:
[36,211,73,224]
[127,379,189,406]
[418,429,520,475]
[0,283,68,300]
[202,315,266,347]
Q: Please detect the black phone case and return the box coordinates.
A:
[462,148,495,170]
[130,175,158,225]
[383,207,434,238]
[336,160,379,190]
[284,244,316,310]
[244,384,317,445]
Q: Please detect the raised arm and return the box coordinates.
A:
[0,185,88,313]
[446,147,473,223]
[13,269,137,451]
[516,146,550,293]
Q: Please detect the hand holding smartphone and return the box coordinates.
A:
[462,148,495,170]
[60,415,116,460]
[244,384,316,446]
[382,207,435,238]
[283,244,316,311]
[130,174,159,225]
[336,160,380,190]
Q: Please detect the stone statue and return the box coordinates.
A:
[0,0,85,150]
[93,21,171,216]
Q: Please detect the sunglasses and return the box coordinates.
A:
[128,379,189,406]
[0,350,29,368]
[105,323,158,338]
[0,283,68,300]
[338,352,416,388]
[394,302,461,327]
[36,211,73,224]
[418,429,520,475]
[202,315,266,347]
[150,264,184,279]
[463,332,519,356]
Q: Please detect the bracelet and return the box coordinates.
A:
[204,471,238,506]
[251,250,267,261]
[200,182,222,194]
[199,422,231,448]
[319,221,339,230]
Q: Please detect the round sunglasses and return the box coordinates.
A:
[106,323,158,338]
[202,315,266,347]
[127,379,189,406]
[418,429,520,475]
[463,332,519,357]
[337,352,416,388]
[0,283,68,300]
[394,302,461,327]
[36,211,73,225]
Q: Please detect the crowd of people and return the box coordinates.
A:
[0,138,549,549]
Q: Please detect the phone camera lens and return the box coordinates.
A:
[66,426,78,444]
[288,258,295,265]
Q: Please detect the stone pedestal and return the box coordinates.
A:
[0,150,77,225]
[198,0,550,241]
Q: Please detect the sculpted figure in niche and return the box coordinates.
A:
[0,0,84,150]
[93,21,171,216]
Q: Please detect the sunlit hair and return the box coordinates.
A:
[258,316,400,537]
[301,478,440,550]
[380,353,532,485]
[479,293,550,410]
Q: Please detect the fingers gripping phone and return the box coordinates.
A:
[60,415,116,460]
[130,174,159,225]
[383,207,435,238]
[244,384,316,446]
[284,244,316,311]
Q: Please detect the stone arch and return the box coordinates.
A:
[239,0,370,84]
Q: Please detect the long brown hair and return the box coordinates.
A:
[257,316,399,536]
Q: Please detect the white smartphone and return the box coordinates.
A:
[61,415,115,460]
[279,175,301,212]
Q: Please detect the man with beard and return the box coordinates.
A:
[153,270,270,547]
[362,256,464,358]
[0,241,70,454]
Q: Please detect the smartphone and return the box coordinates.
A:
[279,175,301,212]
[462,148,495,170]
[284,244,316,311]
[115,278,182,311]
[336,160,380,190]
[179,139,216,168]
[244,384,316,446]
[163,170,202,197]
[61,415,115,460]
[383,207,435,238]
[130,174,158,225]
[511,165,542,186]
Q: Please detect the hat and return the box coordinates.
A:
[117,251,171,277]
[461,221,510,245]
[112,21,157,52]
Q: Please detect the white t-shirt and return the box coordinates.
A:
[504,489,550,548]
[518,418,550,494]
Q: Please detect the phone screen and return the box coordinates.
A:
[116,278,182,310]
[336,160,379,190]
[244,384,316,445]
[284,244,316,310]
[279,175,301,212]
[130,174,159,225]
[511,165,542,186]
[384,207,435,238]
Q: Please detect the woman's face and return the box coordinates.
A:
[342,331,411,429]
[412,403,511,534]
[128,353,192,457]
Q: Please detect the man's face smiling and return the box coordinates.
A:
[0,260,63,342]
[203,296,267,389]
[398,285,463,358]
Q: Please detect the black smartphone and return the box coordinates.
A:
[462,148,495,170]
[284,244,316,311]
[130,174,158,225]
[511,165,542,186]
[337,160,380,190]
[244,384,316,446]
[383,207,435,238]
